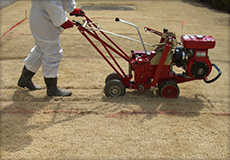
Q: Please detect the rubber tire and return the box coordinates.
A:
[105,72,122,84]
[159,81,180,98]
[104,79,126,97]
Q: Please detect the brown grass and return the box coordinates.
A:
[0,0,229,159]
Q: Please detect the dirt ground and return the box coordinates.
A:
[0,0,229,159]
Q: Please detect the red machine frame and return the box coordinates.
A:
[74,16,221,98]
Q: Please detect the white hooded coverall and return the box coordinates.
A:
[24,0,76,78]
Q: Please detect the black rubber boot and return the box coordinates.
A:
[44,77,72,97]
[17,66,42,90]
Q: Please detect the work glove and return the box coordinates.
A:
[70,8,85,17]
[61,19,74,29]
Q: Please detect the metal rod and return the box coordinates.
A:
[144,27,163,36]
[115,17,147,53]
[88,27,156,47]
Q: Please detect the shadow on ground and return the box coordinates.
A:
[1,89,51,152]
[101,90,214,119]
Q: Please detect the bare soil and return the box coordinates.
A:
[0,0,229,159]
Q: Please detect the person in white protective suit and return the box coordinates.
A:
[17,0,85,96]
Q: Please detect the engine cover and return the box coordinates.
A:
[186,50,212,79]
[181,35,215,49]
[191,61,209,79]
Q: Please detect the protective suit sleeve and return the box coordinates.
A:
[43,0,68,27]
[62,0,76,13]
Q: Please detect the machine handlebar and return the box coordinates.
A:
[115,17,147,53]
[115,17,120,22]
[204,63,222,83]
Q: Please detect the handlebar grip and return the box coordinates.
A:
[115,17,120,22]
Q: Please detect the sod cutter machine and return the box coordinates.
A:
[73,16,221,98]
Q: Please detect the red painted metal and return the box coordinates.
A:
[75,16,221,98]
[150,38,173,88]
[181,35,216,49]
[161,85,179,98]
[186,50,212,79]
[144,27,163,36]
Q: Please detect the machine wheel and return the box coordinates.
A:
[159,81,180,98]
[104,79,126,97]
[105,72,122,84]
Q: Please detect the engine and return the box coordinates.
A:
[130,34,216,90]
[173,35,215,79]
